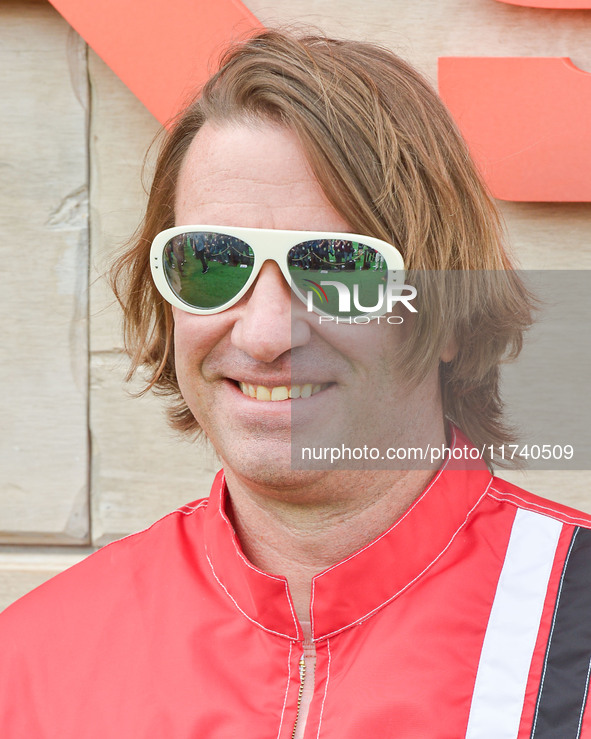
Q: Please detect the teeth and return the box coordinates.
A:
[238,383,325,401]
[271,386,289,401]
[256,386,271,401]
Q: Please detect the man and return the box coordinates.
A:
[1,30,590,738]
[190,231,209,273]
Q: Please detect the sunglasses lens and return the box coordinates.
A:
[288,239,389,316]
[162,232,254,310]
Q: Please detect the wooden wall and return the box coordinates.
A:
[1,0,590,610]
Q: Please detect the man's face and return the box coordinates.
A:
[173,121,443,495]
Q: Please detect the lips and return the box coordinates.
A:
[237,382,327,401]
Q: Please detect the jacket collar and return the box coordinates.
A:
[203,428,493,642]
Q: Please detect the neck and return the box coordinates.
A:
[224,466,435,627]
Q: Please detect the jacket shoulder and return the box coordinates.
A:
[0,497,209,626]
[488,476,591,529]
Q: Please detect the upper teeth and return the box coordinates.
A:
[238,383,324,401]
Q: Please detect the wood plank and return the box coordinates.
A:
[0,0,89,543]
[500,203,591,270]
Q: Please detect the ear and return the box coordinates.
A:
[440,336,457,363]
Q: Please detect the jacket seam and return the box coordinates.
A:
[216,473,301,639]
[204,550,297,641]
[488,488,591,527]
[52,500,209,573]
[219,472,291,584]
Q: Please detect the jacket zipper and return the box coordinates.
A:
[291,653,306,739]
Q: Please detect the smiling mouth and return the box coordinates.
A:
[237,382,329,401]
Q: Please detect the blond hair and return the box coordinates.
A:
[111,30,533,463]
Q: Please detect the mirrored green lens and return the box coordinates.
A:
[163,232,254,309]
[288,239,388,317]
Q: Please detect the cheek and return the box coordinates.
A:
[171,308,233,379]
[171,311,217,388]
[172,311,200,371]
[315,321,407,365]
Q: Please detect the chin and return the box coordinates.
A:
[223,451,328,495]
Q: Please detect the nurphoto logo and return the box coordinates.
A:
[305,279,418,323]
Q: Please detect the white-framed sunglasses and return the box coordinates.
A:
[150,225,405,318]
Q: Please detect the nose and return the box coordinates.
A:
[230,261,311,362]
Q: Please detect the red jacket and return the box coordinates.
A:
[1,446,591,737]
